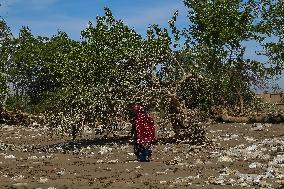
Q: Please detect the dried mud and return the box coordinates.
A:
[0,122,283,189]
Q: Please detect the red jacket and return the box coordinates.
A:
[132,105,156,144]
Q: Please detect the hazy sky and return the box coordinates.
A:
[0,0,283,90]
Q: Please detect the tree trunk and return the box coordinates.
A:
[166,92,206,144]
[236,89,244,115]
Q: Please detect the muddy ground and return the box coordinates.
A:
[0,122,283,189]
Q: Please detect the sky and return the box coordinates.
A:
[0,0,283,91]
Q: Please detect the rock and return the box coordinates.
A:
[244,136,256,142]
[240,182,249,187]
[12,175,24,181]
[4,154,16,159]
[98,146,112,155]
[156,171,167,175]
[218,156,233,162]
[107,159,118,164]
[39,177,49,183]
[219,167,235,175]
[57,170,65,176]
[249,162,263,169]
[272,155,284,167]
[173,176,195,184]
[195,158,204,164]
[209,175,226,185]
[12,183,28,189]
[97,159,103,163]
[251,123,265,131]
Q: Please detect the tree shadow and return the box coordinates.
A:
[35,135,131,153]
[0,132,208,155]
[34,135,207,153]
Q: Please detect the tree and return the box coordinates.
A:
[181,0,278,114]
[0,18,13,107]
[7,27,78,111]
[260,0,284,76]
[47,8,146,139]
[44,8,207,142]
[27,31,78,107]
[47,2,281,141]
[3,2,282,142]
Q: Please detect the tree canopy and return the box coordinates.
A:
[0,1,283,141]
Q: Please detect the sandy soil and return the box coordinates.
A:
[0,122,283,189]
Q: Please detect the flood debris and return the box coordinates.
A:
[0,122,283,188]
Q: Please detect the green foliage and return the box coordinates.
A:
[184,0,256,47]
[259,0,284,75]
[6,27,78,112]
[53,8,145,124]
[180,0,276,113]
[0,18,13,106]
[1,2,283,140]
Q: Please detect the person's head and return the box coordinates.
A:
[132,104,144,115]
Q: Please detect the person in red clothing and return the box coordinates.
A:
[130,104,156,162]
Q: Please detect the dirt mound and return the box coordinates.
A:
[0,107,31,126]
[216,112,284,124]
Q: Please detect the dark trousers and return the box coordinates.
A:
[134,143,152,162]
